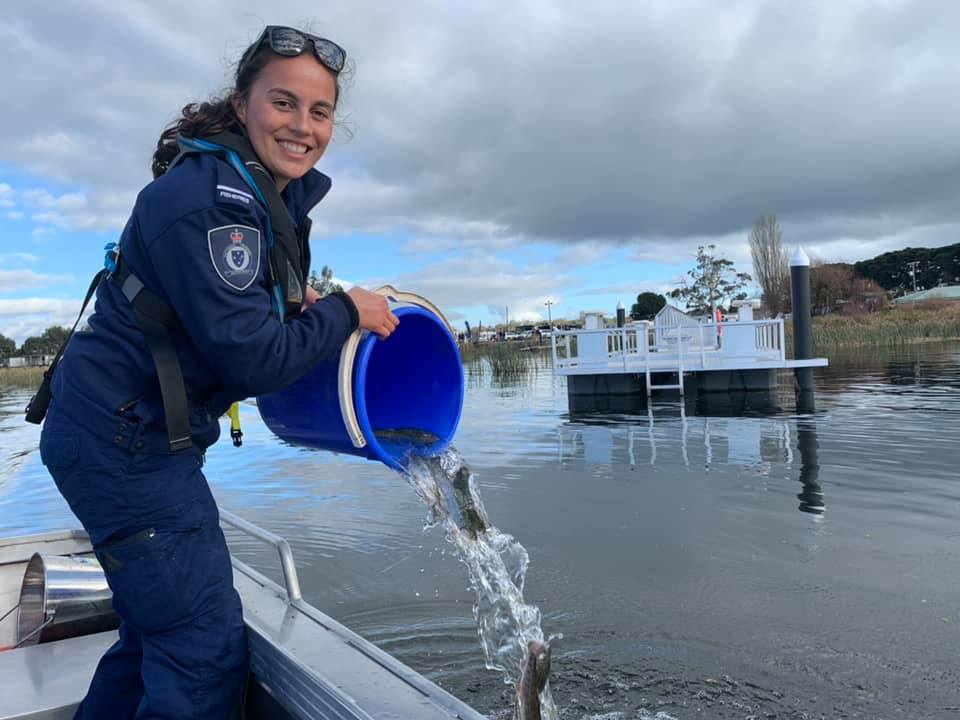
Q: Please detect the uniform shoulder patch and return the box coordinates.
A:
[215,184,254,208]
[208,224,261,291]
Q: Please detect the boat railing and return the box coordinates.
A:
[220,509,302,602]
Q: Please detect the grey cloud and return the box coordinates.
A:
[3,1,959,258]
[573,280,673,298]
[386,253,576,321]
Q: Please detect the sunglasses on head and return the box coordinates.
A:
[240,26,346,76]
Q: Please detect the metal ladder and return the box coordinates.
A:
[645,329,685,397]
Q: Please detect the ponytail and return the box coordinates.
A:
[152,98,240,178]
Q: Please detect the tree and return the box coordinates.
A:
[810,261,887,315]
[630,292,666,320]
[19,326,71,356]
[748,213,789,316]
[307,265,344,297]
[669,245,751,315]
[854,242,960,293]
[0,333,15,359]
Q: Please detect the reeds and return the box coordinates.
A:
[785,303,960,353]
[459,341,543,383]
[0,366,46,389]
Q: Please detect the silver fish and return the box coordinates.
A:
[374,427,441,446]
[515,639,552,720]
[447,465,489,539]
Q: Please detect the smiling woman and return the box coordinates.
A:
[232,56,337,191]
[28,23,402,720]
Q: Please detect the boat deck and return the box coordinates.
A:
[0,522,486,720]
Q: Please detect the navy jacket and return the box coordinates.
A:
[53,153,358,450]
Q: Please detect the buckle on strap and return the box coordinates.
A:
[104,242,119,275]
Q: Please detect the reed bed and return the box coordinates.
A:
[459,341,544,383]
[0,366,46,390]
[785,304,960,354]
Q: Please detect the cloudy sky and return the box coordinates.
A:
[1,0,958,342]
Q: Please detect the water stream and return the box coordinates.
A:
[384,433,560,719]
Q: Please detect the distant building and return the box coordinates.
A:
[578,311,611,329]
[0,354,55,368]
[893,285,960,305]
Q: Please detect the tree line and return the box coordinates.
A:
[854,242,960,292]
[630,214,949,321]
[0,326,71,359]
[746,213,939,317]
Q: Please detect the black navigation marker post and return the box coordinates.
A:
[616,301,626,328]
[790,246,814,394]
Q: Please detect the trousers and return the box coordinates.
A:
[39,400,248,719]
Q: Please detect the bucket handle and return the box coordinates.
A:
[337,286,455,450]
[13,610,56,649]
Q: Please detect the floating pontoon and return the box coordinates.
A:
[553,302,828,397]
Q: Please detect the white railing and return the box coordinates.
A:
[755,322,781,352]
[551,318,786,373]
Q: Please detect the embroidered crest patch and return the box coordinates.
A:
[208,224,260,291]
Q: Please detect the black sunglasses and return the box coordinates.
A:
[239,26,346,76]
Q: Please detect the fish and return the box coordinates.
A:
[515,639,552,720]
[446,465,489,539]
[378,429,488,537]
[373,427,441,446]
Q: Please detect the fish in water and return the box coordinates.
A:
[447,465,489,539]
[379,429,488,538]
[515,639,552,720]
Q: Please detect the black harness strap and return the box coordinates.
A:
[113,261,193,453]
[25,269,106,424]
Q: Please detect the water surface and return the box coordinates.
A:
[2,342,959,718]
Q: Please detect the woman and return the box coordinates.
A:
[38,26,397,719]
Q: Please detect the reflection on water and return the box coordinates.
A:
[796,416,823,515]
[2,342,960,718]
[563,389,827,516]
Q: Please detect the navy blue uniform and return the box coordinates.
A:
[41,151,357,718]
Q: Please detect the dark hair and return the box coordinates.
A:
[151,32,345,178]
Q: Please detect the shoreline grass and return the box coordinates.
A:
[787,304,960,354]
[459,341,545,382]
[0,366,46,390]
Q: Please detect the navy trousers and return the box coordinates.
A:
[39,401,248,719]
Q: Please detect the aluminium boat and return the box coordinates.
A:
[0,509,487,720]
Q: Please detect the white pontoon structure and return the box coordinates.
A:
[552,302,828,396]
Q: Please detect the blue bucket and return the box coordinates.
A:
[257,301,464,471]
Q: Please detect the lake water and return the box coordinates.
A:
[2,342,959,719]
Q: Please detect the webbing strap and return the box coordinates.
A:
[114,260,192,452]
[131,305,193,452]
[24,269,106,424]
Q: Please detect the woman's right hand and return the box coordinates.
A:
[347,288,400,339]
